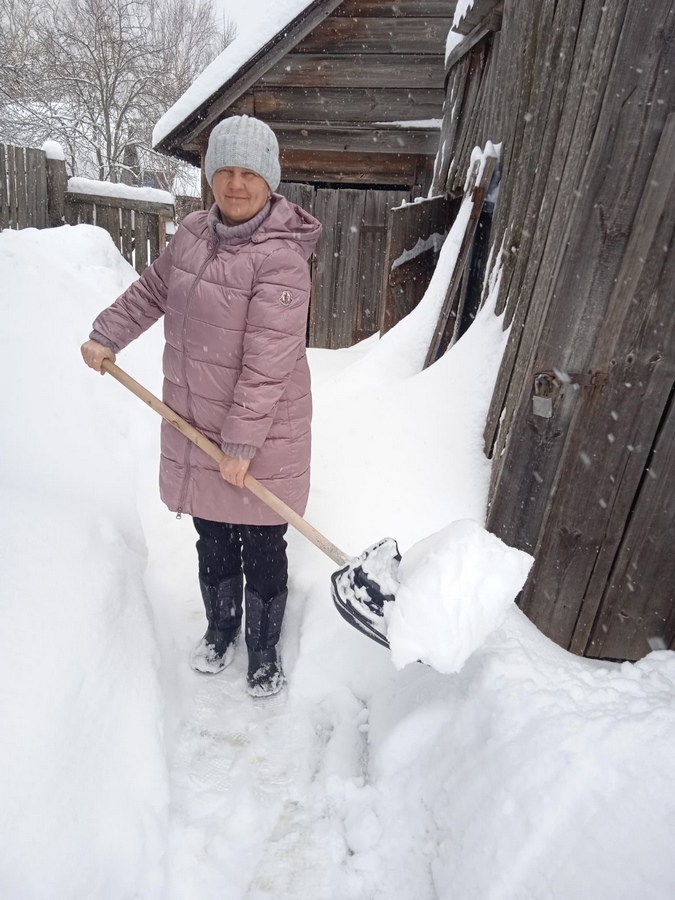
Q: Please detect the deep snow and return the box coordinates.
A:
[1,220,675,900]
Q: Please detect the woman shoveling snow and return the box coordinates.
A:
[82,115,321,697]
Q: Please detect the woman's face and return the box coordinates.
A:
[212,166,271,225]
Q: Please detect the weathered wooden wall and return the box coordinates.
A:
[436,0,675,659]
[278,181,408,348]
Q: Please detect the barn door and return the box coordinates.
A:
[278,182,409,349]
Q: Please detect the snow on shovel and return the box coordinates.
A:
[101,360,398,646]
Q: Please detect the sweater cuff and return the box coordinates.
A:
[90,330,120,353]
[221,442,257,460]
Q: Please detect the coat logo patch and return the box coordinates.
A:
[279,290,293,306]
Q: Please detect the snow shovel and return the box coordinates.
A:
[101,360,399,647]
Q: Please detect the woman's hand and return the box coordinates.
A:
[81,339,116,374]
[219,454,251,488]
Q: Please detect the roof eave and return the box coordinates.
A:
[153,0,344,161]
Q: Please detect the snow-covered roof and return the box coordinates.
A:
[453,0,476,27]
[152,0,317,149]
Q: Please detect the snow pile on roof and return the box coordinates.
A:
[453,0,476,27]
[68,176,174,205]
[446,27,464,61]
[152,0,315,148]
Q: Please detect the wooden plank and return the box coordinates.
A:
[336,0,455,15]
[79,203,94,225]
[332,189,367,348]
[431,55,470,194]
[149,216,160,263]
[14,145,28,229]
[36,150,49,228]
[276,181,316,214]
[424,155,497,366]
[309,189,338,347]
[121,207,133,264]
[563,114,675,657]
[353,189,405,340]
[7,145,18,228]
[445,39,491,194]
[380,194,457,333]
[228,92,255,116]
[99,205,120,249]
[273,123,441,155]
[279,148,418,185]
[135,212,149,272]
[296,17,453,55]
[254,87,445,124]
[0,145,9,229]
[64,191,174,218]
[25,147,38,227]
[260,53,445,89]
[445,5,503,73]
[46,158,68,227]
[454,0,502,36]
[586,391,675,659]
[171,0,346,152]
[484,0,615,461]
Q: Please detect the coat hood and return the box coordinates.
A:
[251,193,322,261]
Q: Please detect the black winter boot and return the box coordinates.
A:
[245,587,287,697]
[191,574,243,674]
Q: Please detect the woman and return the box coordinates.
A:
[81,116,322,696]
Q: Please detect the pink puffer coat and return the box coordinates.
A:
[91,194,322,525]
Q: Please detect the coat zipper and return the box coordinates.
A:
[176,240,220,518]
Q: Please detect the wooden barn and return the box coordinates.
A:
[427,0,674,661]
[152,0,462,348]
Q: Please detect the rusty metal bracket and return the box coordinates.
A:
[532,370,609,418]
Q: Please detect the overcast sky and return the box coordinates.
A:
[219,1,265,38]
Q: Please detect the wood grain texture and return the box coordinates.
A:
[336,0,456,15]
[295,16,453,54]
[273,123,441,156]
[260,53,445,89]
[253,87,445,124]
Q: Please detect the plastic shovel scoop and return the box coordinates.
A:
[101,360,400,643]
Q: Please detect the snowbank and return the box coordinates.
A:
[0,226,168,899]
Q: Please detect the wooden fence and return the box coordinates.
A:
[0,143,173,273]
[0,143,49,230]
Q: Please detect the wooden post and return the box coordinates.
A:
[0,145,9,228]
[47,157,68,227]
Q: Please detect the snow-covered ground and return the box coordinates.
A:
[2,222,675,900]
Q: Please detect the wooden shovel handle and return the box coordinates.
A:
[101,360,350,567]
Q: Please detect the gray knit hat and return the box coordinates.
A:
[205,115,281,191]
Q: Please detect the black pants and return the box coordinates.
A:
[193,517,288,602]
